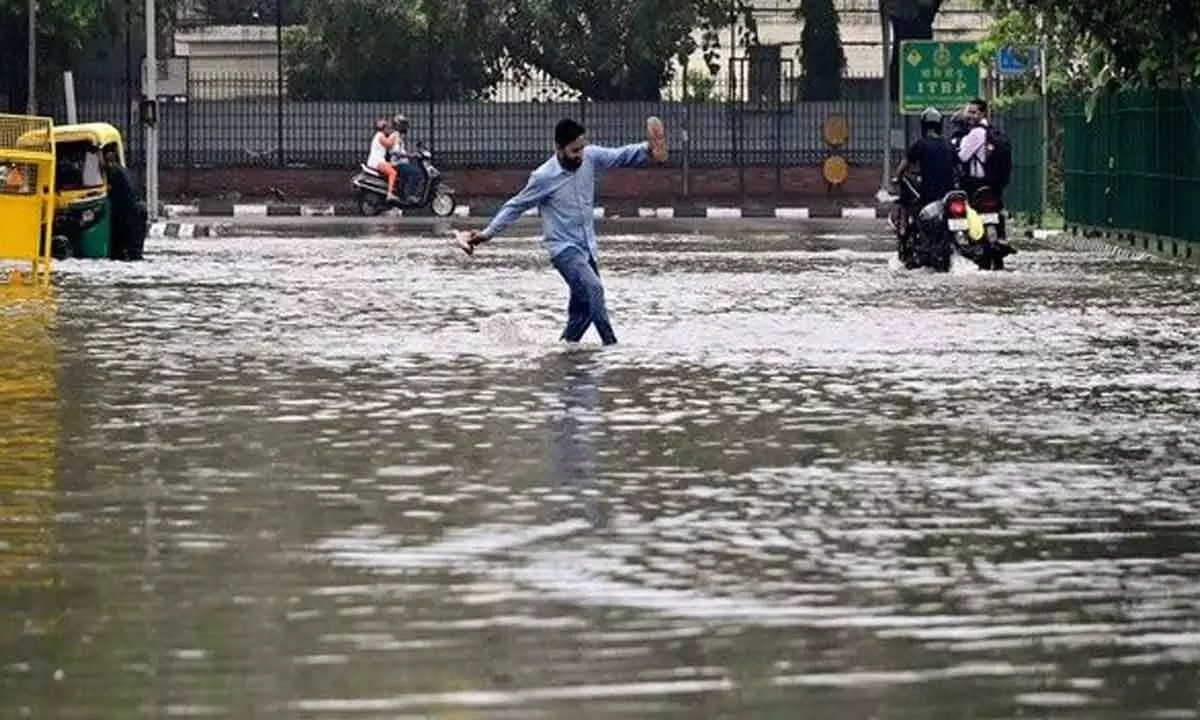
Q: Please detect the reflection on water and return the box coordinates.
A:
[0,287,58,589]
[2,233,1199,719]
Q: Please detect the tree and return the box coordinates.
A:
[187,0,305,25]
[499,0,758,101]
[884,0,945,101]
[976,0,1200,213]
[0,0,181,110]
[283,0,507,101]
[1,0,101,109]
[979,0,1200,91]
[797,0,845,100]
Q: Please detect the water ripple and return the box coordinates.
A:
[2,232,1197,719]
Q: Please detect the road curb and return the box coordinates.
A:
[162,202,891,221]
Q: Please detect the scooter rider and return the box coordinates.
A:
[389,113,424,203]
[948,109,970,149]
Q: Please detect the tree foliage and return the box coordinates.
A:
[499,0,758,101]
[284,0,506,101]
[797,0,845,101]
[883,0,945,101]
[187,0,304,25]
[0,0,185,110]
[979,0,1200,94]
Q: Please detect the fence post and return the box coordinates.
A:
[276,0,285,167]
[124,2,134,145]
[426,18,436,154]
[729,57,744,202]
[681,71,690,199]
[774,59,786,202]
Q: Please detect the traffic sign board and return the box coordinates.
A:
[899,40,981,114]
[997,45,1038,76]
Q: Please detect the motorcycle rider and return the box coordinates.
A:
[957,97,1013,247]
[389,113,424,203]
[366,118,400,203]
[948,110,970,148]
[957,98,991,197]
[891,107,959,262]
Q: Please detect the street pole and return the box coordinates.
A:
[144,0,159,220]
[1038,13,1050,223]
[878,0,892,195]
[276,0,284,167]
[26,0,37,114]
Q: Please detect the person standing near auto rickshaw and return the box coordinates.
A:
[100,146,146,261]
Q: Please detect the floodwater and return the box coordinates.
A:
[2,228,1199,719]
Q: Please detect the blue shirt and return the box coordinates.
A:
[481,142,651,259]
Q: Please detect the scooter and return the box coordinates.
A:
[351,143,457,217]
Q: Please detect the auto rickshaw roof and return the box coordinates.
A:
[15,123,124,150]
[52,123,124,148]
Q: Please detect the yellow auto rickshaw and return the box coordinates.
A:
[16,122,145,261]
[1,113,57,286]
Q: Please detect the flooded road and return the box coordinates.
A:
[2,229,1199,719]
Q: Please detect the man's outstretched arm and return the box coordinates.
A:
[480,172,554,240]
[585,142,652,170]
[460,171,555,254]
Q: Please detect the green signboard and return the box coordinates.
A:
[899,40,982,114]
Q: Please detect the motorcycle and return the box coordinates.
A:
[351,143,458,217]
[908,189,972,273]
[887,173,924,267]
[962,185,1015,271]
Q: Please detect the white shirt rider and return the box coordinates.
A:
[957,101,990,179]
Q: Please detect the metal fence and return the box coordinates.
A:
[1063,90,1200,245]
[1000,98,1046,222]
[41,72,894,171]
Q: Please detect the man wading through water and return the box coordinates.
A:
[458,117,668,346]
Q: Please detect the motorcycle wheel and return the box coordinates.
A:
[356,190,388,217]
[930,233,954,273]
[430,189,456,218]
[979,226,1004,271]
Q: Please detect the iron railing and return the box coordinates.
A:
[1063,90,1200,246]
[37,72,895,172]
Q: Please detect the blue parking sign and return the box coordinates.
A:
[997,46,1038,76]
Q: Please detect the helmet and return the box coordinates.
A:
[393,113,409,130]
[948,110,969,139]
[919,106,943,133]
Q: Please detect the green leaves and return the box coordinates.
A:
[981,0,1200,94]
[500,0,757,100]
[285,0,506,100]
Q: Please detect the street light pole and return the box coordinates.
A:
[877,0,892,196]
[144,0,159,220]
[26,0,37,114]
[1038,13,1050,223]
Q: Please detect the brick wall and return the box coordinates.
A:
[159,164,885,203]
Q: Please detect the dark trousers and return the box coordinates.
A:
[551,248,617,345]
